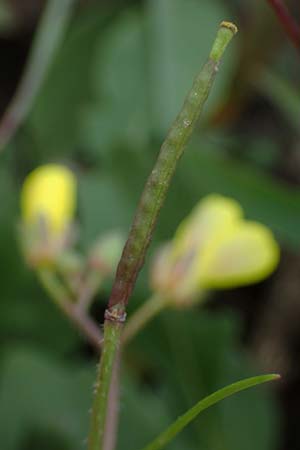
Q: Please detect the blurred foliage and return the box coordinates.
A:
[1,0,299,448]
[0,0,13,32]
[122,311,278,450]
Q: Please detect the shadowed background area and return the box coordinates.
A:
[0,0,299,449]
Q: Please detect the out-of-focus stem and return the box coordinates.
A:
[37,268,102,350]
[123,294,167,344]
[77,271,104,312]
[266,0,300,51]
[0,0,76,151]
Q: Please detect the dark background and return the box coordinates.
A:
[0,0,300,449]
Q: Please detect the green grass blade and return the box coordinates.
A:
[141,374,280,450]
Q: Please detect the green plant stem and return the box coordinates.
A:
[141,374,280,450]
[123,294,168,344]
[88,321,122,450]
[107,22,237,317]
[88,21,237,450]
[37,268,102,351]
[0,0,76,151]
[103,353,121,450]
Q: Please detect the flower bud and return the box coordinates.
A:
[20,164,77,267]
[88,231,125,275]
[21,164,76,235]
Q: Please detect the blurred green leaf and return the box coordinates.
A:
[0,347,94,450]
[79,170,133,246]
[0,0,76,151]
[81,0,235,158]
[124,311,278,450]
[257,70,300,130]
[145,0,236,135]
[118,376,184,450]
[28,5,109,157]
[84,10,150,156]
[178,142,300,249]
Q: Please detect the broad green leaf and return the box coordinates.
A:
[141,374,279,450]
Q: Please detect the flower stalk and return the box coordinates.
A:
[87,21,238,450]
[122,294,167,344]
[37,268,102,351]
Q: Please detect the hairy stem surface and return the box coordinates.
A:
[88,322,122,450]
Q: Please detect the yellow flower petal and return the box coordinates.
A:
[150,194,280,305]
[172,194,243,259]
[21,164,76,234]
[150,242,206,306]
[151,196,243,303]
[198,221,280,288]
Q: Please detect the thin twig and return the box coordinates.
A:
[64,302,103,351]
[267,0,300,51]
[0,0,76,151]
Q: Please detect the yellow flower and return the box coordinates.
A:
[21,164,76,235]
[151,194,280,305]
